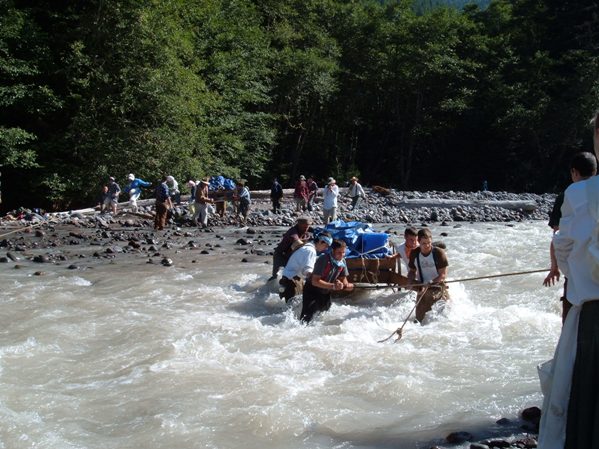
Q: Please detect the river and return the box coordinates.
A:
[0,221,559,448]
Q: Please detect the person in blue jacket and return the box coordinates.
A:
[124,173,151,213]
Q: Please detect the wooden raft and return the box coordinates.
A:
[345,257,408,286]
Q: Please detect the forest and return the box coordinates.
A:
[1,0,598,210]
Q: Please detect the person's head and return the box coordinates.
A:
[350,176,358,184]
[570,151,597,182]
[592,110,599,158]
[236,179,245,187]
[404,226,418,249]
[327,177,336,186]
[127,173,135,181]
[161,175,168,183]
[296,216,312,233]
[108,176,115,184]
[417,228,433,254]
[330,239,347,261]
[315,232,332,253]
[299,175,306,181]
[187,180,196,188]
[200,177,210,187]
[102,185,108,193]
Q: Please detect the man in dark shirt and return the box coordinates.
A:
[154,176,173,230]
[300,239,354,323]
[269,217,312,281]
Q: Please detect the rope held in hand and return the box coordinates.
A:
[376,268,547,343]
[356,268,548,290]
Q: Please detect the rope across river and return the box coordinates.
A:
[375,268,548,343]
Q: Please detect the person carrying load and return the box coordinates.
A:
[279,232,332,303]
[300,239,354,323]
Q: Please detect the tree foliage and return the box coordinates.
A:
[0,0,598,210]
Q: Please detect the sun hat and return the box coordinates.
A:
[127,173,135,181]
[327,177,336,185]
[200,177,210,185]
[350,176,358,182]
[299,175,306,180]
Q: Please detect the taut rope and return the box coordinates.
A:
[376,268,548,343]
[356,268,548,290]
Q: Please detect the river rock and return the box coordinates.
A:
[161,257,173,267]
[446,431,473,444]
[0,257,8,263]
[33,254,50,263]
[520,406,541,425]
[482,439,511,448]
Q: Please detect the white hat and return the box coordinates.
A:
[327,177,336,185]
[127,173,135,181]
[299,175,306,180]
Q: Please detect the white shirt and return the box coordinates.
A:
[393,242,415,274]
[282,243,317,279]
[322,184,339,209]
[416,251,438,284]
[554,177,599,305]
[348,182,365,197]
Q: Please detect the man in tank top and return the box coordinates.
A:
[407,228,449,323]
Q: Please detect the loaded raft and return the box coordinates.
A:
[316,220,408,287]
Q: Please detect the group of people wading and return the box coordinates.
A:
[270,217,449,324]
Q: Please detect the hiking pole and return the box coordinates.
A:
[377,285,430,343]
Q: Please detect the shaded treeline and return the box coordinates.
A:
[1,0,598,211]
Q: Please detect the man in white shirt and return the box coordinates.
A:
[347,176,366,210]
[322,177,339,224]
[388,226,419,275]
[279,232,333,303]
[539,111,599,449]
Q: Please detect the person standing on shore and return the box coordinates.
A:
[306,176,318,211]
[279,232,332,303]
[300,239,354,323]
[154,176,172,230]
[347,176,366,211]
[539,112,599,449]
[269,216,312,281]
[407,228,449,323]
[124,173,151,213]
[542,152,597,324]
[293,175,309,212]
[187,180,197,216]
[322,177,339,224]
[103,176,121,214]
[270,178,283,213]
[166,175,180,205]
[192,178,214,228]
[234,180,251,225]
